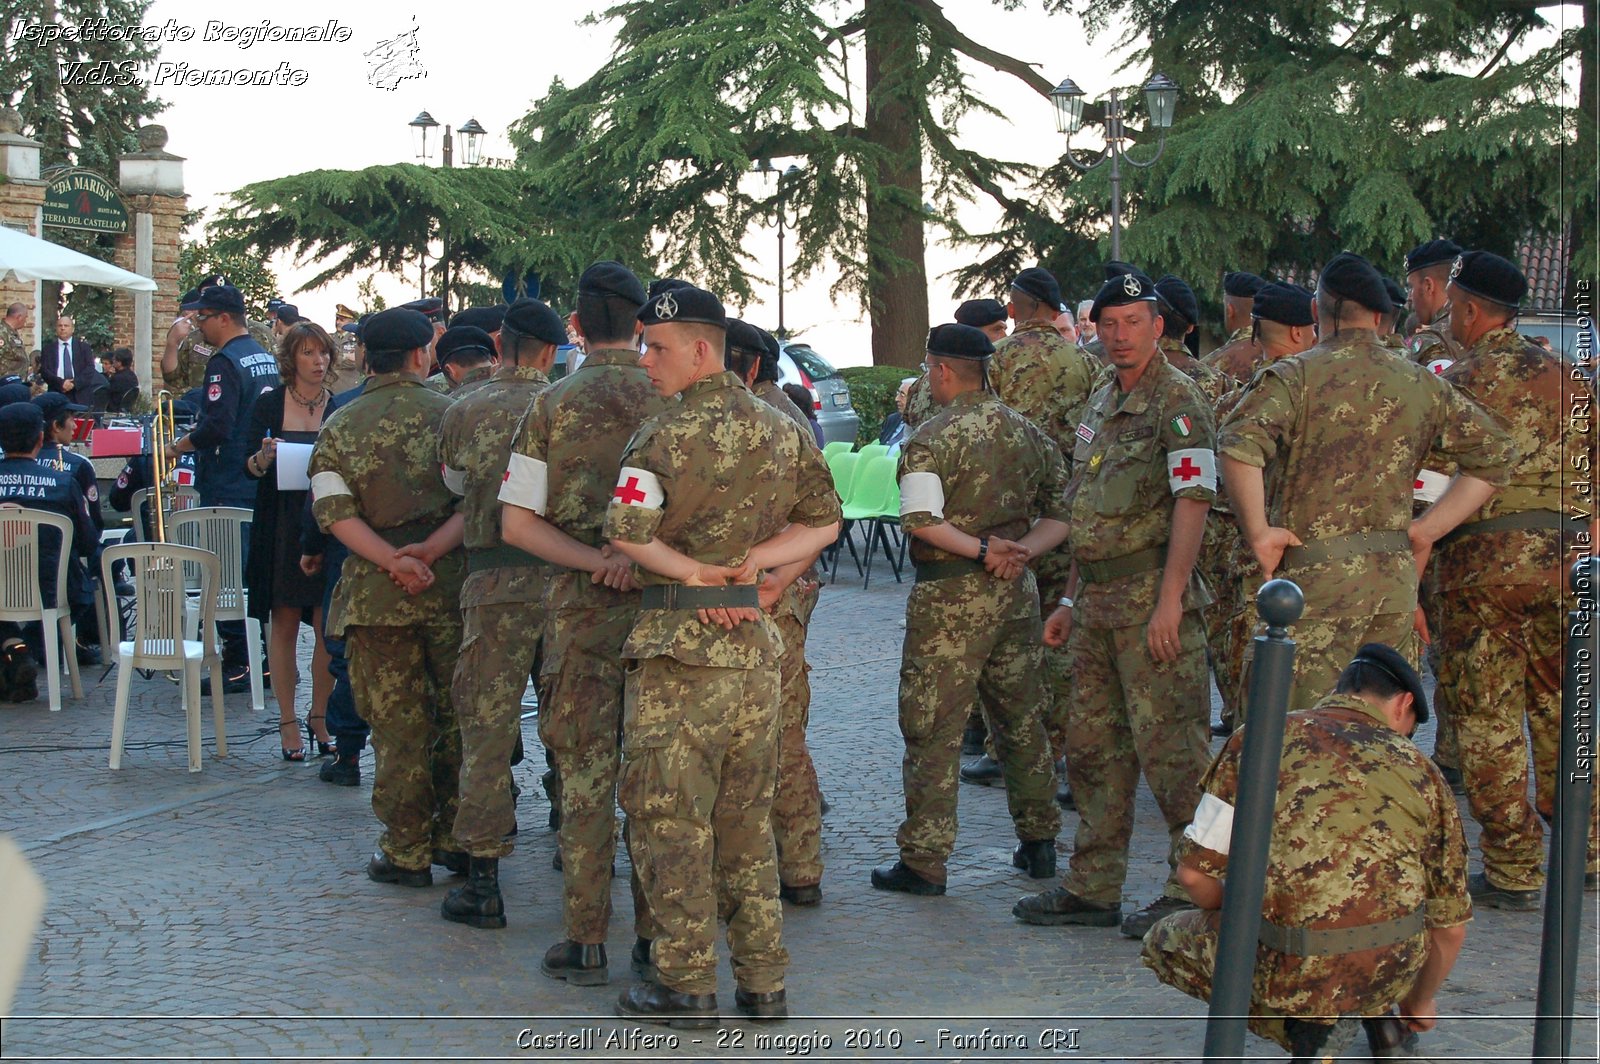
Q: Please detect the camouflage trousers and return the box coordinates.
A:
[1242,611,1415,718]
[1419,576,1460,770]
[1200,515,1247,728]
[771,595,823,889]
[896,578,1059,884]
[540,599,654,945]
[346,622,463,871]
[1062,612,1210,904]
[1435,581,1599,888]
[619,654,786,996]
[1142,908,1420,1051]
[450,594,542,859]
[974,549,1073,763]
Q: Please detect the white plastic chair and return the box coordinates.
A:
[168,507,263,714]
[101,542,226,773]
[126,485,200,543]
[0,505,84,712]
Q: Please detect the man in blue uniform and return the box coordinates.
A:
[33,391,103,663]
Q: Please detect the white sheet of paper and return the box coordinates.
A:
[0,836,45,1013]
[275,442,314,491]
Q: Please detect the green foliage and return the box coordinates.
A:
[840,364,914,446]
[355,275,387,314]
[179,216,281,319]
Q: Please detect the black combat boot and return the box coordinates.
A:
[541,940,609,985]
[440,856,506,929]
[1011,839,1056,879]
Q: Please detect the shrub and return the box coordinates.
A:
[840,365,918,447]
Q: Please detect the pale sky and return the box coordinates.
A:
[131,0,1134,367]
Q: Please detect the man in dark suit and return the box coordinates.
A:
[42,315,94,395]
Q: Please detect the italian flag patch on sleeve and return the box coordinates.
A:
[1170,414,1193,438]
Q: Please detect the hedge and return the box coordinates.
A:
[839,365,919,447]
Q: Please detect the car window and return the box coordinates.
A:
[784,345,839,381]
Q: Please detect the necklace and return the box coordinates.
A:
[288,383,328,411]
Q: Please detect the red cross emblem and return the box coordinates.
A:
[1172,457,1203,482]
[614,476,649,504]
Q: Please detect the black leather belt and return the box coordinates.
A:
[640,584,759,610]
[466,544,541,572]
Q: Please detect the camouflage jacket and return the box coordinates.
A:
[0,320,28,380]
[1179,691,1471,1018]
[989,321,1098,462]
[448,364,496,400]
[899,389,1068,620]
[1202,325,1262,385]
[754,378,813,434]
[172,318,276,391]
[903,372,937,431]
[1067,350,1217,628]
[502,346,669,618]
[1406,307,1462,370]
[1159,336,1230,406]
[310,371,464,635]
[604,371,840,669]
[1219,328,1516,619]
[1431,325,1594,592]
[439,363,550,607]
[754,376,824,618]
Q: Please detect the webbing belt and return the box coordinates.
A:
[640,584,760,610]
[1076,545,1166,585]
[913,558,985,583]
[1281,529,1409,569]
[467,544,542,572]
[1438,509,1585,548]
[1258,909,1425,956]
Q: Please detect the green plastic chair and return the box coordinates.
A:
[831,454,905,586]
[822,440,854,460]
[857,443,890,462]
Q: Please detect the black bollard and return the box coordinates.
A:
[1532,558,1597,1063]
[1202,579,1305,1062]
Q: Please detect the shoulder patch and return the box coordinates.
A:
[1170,414,1193,438]
[1076,422,1096,445]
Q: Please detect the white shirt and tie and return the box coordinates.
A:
[55,339,73,380]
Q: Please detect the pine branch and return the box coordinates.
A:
[906,0,1054,97]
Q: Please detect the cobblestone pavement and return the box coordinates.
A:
[0,556,1595,1062]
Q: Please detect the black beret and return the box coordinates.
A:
[1089,272,1160,323]
[502,298,569,347]
[1382,277,1406,312]
[637,285,726,329]
[1251,282,1314,326]
[178,287,202,307]
[449,305,506,333]
[1103,260,1141,280]
[926,322,994,360]
[266,298,286,311]
[1223,271,1267,298]
[0,401,44,439]
[435,325,498,365]
[400,297,445,322]
[726,319,766,357]
[757,326,781,361]
[1154,274,1200,326]
[646,277,691,300]
[0,383,33,407]
[275,303,301,326]
[1318,251,1391,314]
[580,261,648,305]
[1010,267,1062,310]
[361,307,435,353]
[1350,642,1429,724]
[1404,239,1463,275]
[954,298,1007,328]
[1449,250,1526,309]
[180,284,246,316]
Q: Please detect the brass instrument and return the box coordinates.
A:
[149,390,178,542]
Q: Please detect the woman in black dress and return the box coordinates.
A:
[243,322,337,761]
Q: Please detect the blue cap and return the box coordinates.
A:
[180,284,246,316]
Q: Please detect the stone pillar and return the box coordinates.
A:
[0,108,45,353]
[115,125,186,398]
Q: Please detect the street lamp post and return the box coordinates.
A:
[409,111,487,313]
[754,159,803,338]
[1048,73,1179,260]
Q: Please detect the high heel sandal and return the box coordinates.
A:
[306,714,336,758]
[279,719,306,762]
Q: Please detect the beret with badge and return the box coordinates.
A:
[1448,250,1526,309]
[637,285,726,329]
[502,298,569,347]
[926,322,995,360]
[1404,238,1463,276]
[1318,251,1392,314]
[1251,282,1315,326]
[1089,271,1160,323]
[954,298,1007,328]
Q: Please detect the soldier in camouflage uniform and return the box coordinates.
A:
[869,323,1066,897]
[1143,644,1471,1061]
[432,330,499,399]
[309,307,466,890]
[604,285,840,1027]
[1220,252,1516,713]
[1404,239,1465,370]
[167,308,278,391]
[1425,252,1599,908]
[728,321,829,905]
[433,309,562,929]
[1201,272,1266,385]
[1,303,29,381]
[1206,284,1317,730]
[1154,275,1230,405]
[1014,273,1216,939]
[502,262,667,988]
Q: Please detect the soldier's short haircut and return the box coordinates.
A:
[1159,310,1189,340]
[678,322,727,360]
[726,344,759,381]
[1334,658,1406,702]
[1314,287,1376,328]
[364,346,410,374]
[928,353,983,384]
[576,291,643,346]
[1459,289,1516,326]
[5,303,23,319]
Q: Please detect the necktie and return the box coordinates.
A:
[59,341,70,379]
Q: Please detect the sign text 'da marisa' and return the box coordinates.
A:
[41,171,129,234]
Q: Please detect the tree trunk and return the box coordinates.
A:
[1569,0,1596,305]
[864,0,928,370]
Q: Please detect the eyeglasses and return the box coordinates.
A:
[195,312,219,322]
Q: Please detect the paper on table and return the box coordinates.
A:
[275,442,314,490]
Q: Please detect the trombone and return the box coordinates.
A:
[148,389,178,543]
